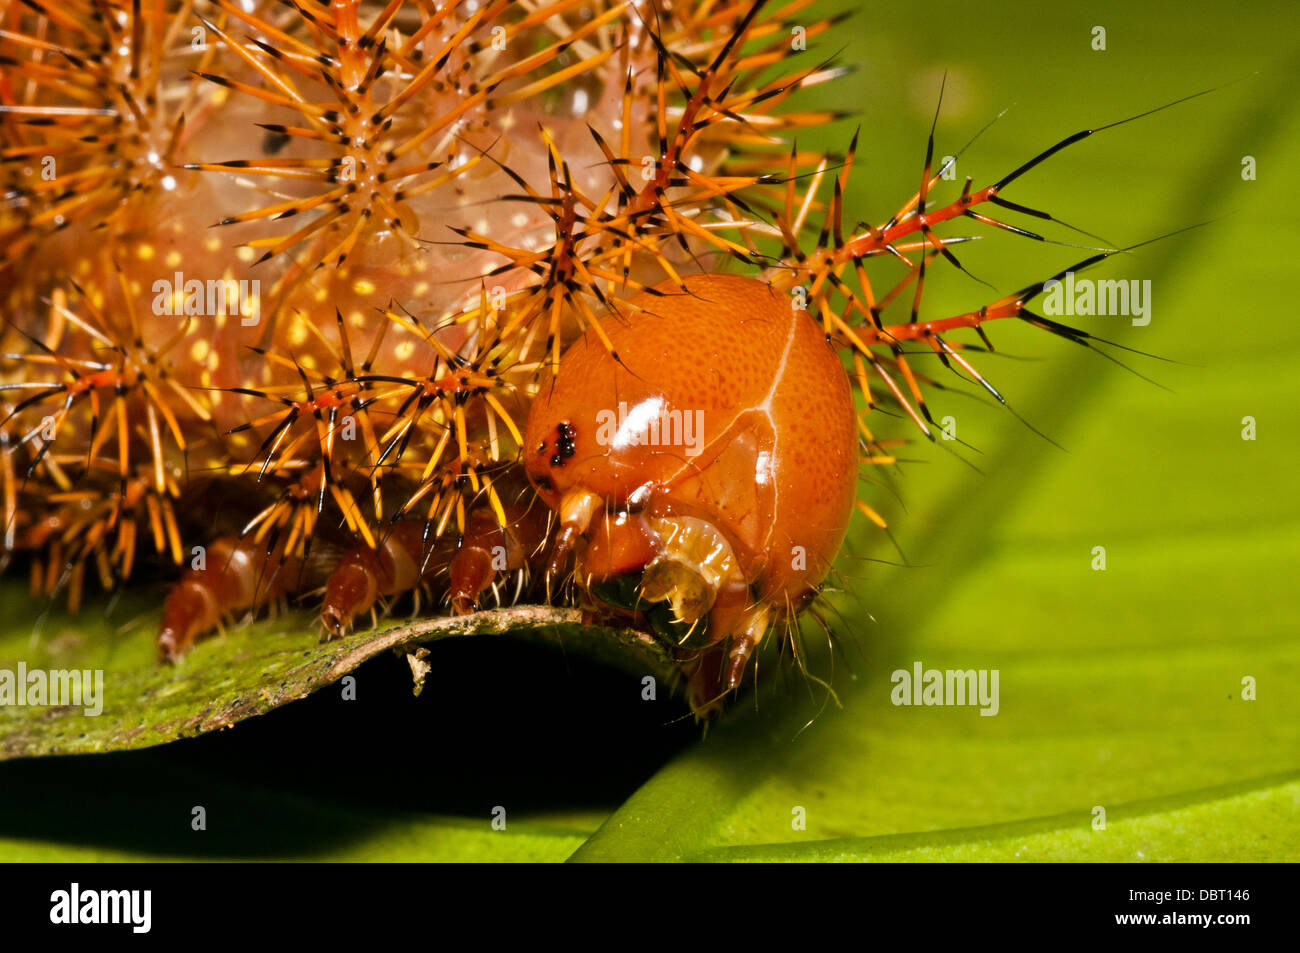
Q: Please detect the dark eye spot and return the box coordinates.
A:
[552,421,576,466]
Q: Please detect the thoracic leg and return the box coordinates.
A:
[319,477,552,635]
[448,480,551,613]
[157,537,302,661]
[319,522,457,637]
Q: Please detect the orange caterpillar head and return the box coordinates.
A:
[523,274,859,705]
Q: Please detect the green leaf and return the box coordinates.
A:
[683,776,1300,862]
[0,599,677,760]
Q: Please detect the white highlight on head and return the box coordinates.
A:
[613,397,666,450]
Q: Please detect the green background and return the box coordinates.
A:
[1,0,1297,861]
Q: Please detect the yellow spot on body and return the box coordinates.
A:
[413,282,429,296]
[189,339,211,363]
[209,351,221,370]
[287,322,309,346]
[352,278,376,295]
[215,313,228,329]
[314,287,329,303]
[348,310,366,328]
[165,251,183,268]
[200,370,213,387]
[395,341,415,361]
[299,354,317,370]
[77,259,91,276]
[204,237,221,254]
[236,247,256,263]
[136,244,155,261]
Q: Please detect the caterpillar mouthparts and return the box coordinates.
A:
[1,0,1204,716]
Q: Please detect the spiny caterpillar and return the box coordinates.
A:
[0,0,1199,715]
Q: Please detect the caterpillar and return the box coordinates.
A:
[0,0,1201,716]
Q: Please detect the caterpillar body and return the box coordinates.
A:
[0,0,1190,714]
